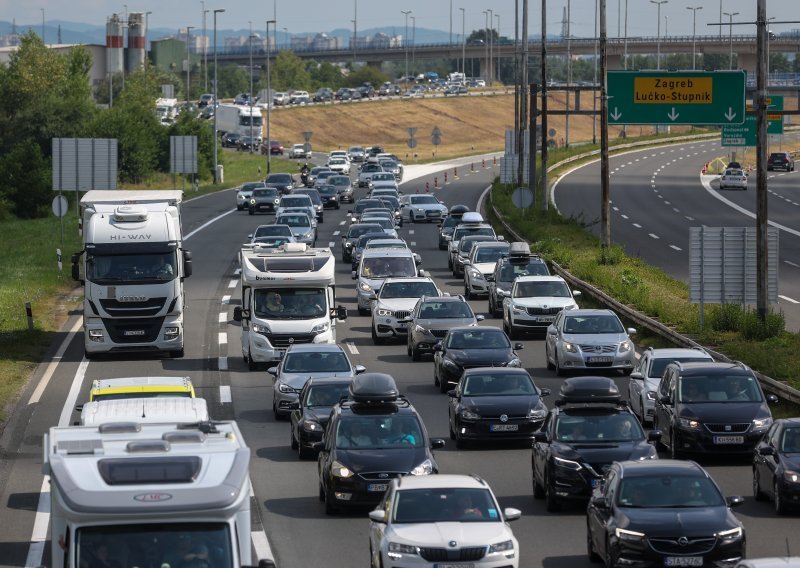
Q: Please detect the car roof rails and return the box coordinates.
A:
[555,376,626,407]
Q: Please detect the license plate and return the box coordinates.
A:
[535,316,555,323]
[714,436,744,444]
[490,424,519,432]
[367,483,388,492]
[587,356,613,363]
[434,564,475,568]
[123,329,145,336]
[664,557,703,567]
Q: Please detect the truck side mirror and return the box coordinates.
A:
[233,307,243,322]
[183,250,193,278]
[71,253,83,283]
[337,305,348,320]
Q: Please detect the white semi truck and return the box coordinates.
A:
[71,190,192,359]
[216,104,264,142]
[43,420,259,568]
[234,243,348,370]
[155,97,178,125]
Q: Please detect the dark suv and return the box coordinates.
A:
[315,373,445,514]
[653,361,778,459]
[767,152,795,171]
[487,244,550,317]
[532,376,661,511]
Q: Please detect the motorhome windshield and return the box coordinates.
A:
[253,288,326,320]
[77,522,233,568]
[87,252,177,284]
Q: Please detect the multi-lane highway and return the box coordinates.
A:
[2,151,800,568]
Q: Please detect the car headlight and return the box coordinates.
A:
[678,417,702,430]
[311,321,330,334]
[301,231,314,239]
[553,456,582,470]
[414,324,431,334]
[331,460,354,478]
[345,242,353,249]
[563,341,578,353]
[414,207,424,213]
[376,308,393,317]
[645,390,657,401]
[468,268,482,279]
[250,198,256,205]
[252,323,271,334]
[783,470,800,484]
[488,540,514,554]
[460,409,481,420]
[301,420,322,432]
[716,527,743,541]
[388,542,418,556]
[410,459,434,476]
[358,281,373,293]
[277,382,295,394]
[528,404,547,420]
[511,303,526,313]
[618,340,632,353]
[506,358,522,368]
[615,528,646,542]
[752,417,772,431]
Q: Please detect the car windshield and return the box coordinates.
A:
[725,169,744,176]
[463,372,535,396]
[281,197,311,208]
[330,159,346,165]
[563,315,624,334]
[241,182,265,191]
[329,176,351,187]
[648,357,712,378]
[87,252,177,284]
[356,200,383,213]
[356,234,388,249]
[379,197,400,208]
[453,226,494,240]
[267,174,292,184]
[361,257,416,278]
[459,238,490,254]
[365,218,394,230]
[277,215,310,228]
[392,488,499,524]
[555,414,645,443]
[348,225,382,239]
[335,415,424,450]
[254,225,292,238]
[380,281,438,299]
[253,237,291,248]
[616,476,724,508]
[781,427,800,453]
[296,192,321,205]
[372,174,395,182]
[380,160,398,169]
[283,351,351,373]
[310,168,329,175]
[419,301,473,319]
[253,188,278,198]
[678,375,763,403]
[447,329,510,350]
[318,186,337,196]
[411,195,439,205]
[253,288,325,320]
[514,280,570,298]
[499,262,549,282]
[305,383,351,408]
[475,246,509,263]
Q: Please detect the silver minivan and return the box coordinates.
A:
[353,248,424,315]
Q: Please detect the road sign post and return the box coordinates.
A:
[607,71,746,125]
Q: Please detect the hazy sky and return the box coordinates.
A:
[2,0,796,39]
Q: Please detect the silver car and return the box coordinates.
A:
[404,296,484,361]
[544,309,637,376]
[399,194,448,223]
[327,175,354,203]
[370,277,441,344]
[269,343,365,418]
[275,212,317,246]
[463,241,510,299]
[353,248,421,315]
[236,181,266,211]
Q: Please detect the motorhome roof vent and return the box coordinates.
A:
[113,205,149,223]
[283,242,308,253]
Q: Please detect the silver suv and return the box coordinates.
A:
[353,248,422,315]
[370,277,441,344]
[403,296,483,361]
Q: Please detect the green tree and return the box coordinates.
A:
[0,141,50,218]
[345,66,389,88]
[308,61,344,89]
[271,50,311,91]
[214,63,250,98]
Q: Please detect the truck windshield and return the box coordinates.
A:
[76,522,233,568]
[87,252,177,284]
[253,288,326,319]
[239,115,263,127]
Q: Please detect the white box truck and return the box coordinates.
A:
[155,97,178,125]
[216,104,264,142]
[71,190,192,359]
[43,420,261,568]
[234,243,348,369]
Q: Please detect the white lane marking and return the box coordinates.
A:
[184,208,237,240]
[339,220,346,225]
[328,242,336,248]
[408,230,415,235]
[785,260,800,268]
[219,312,227,323]
[410,241,417,246]
[28,318,82,405]
[673,208,680,213]
[649,233,660,239]
[632,223,642,228]
[346,341,360,355]
[612,206,619,212]
[779,295,800,304]
[685,216,695,221]
[219,385,232,402]
[627,161,633,165]
[222,295,231,303]
[664,201,671,205]
[228,279,238,289]
[620,214,629,220]
[252,528,274,563]
[670,245,682,251]
[332,230,340,236]
[219,332,228,345]
[234,268,241,275]
[219,356,228,371]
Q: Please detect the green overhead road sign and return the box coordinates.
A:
[607,71,746,126]
[721,96,784,147]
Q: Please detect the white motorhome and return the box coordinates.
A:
[44,421,256,568]
[79,397,210,426]
[72,191,192,359]
[234,243,348,369]
[155,97,178,125]
[448,72,466,85]
[216,103,264,141]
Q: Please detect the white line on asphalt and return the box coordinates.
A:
[408,230,415,235]
[328,242,335,249]
[29,318,82,405]
[222,295,231,303]
[632,223,642,228]
[779,295,800,304]
[670,245,682,251]
[410,241,417,246]
[219,357,228,371]
[219,385,232,402]
[218,312,227,323]
[649,233,660,239]
[184,208,237,240]
[219,332,227,345]
[664,201,671,205]
[339,220,346,225]
[612,206,619,212]
[234,268,241,275]
[673,208,680,213]
[332,230,340,236]
[685,216,695,221]
[252,528,274,563]
[228,279,238,289]
[346,341,360,355]
[785,260,800,268]
[620,214,629,220]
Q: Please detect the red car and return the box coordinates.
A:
[262,140,284,155]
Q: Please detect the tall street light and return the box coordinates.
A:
[185,26,194,106]
[686,5,702,70]
[213,9,224,184]
[401,10,412,84]
[495,13,500,83]
[459,7,465,74]
[449,0,453,45]
[352,0,358,66]
[144,11,152,84]
[266,20,276,174]
[248,21,254,152]
[487,9,493,85]
[723,11,740,70]
[283,28,288,48]
[482,10,489,83]
[411,16,416,72]
[650,0,667,71]
[202,4,209,91]
[40,8,45,44]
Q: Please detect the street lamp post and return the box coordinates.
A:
[723,11,740,70]
[411,16,416,72]
[266,19,276,174]
[352,0,358,66]
[686,5,702,70]
[650,0,667,71]
[401,10,412,84]
[495,13,500,83]
[213,9,225,184]
[487,9,493,85]
[459,7,465,74]
[449,0,453,45]
[248,22,254,152]
[40,8,45,44]
[482,10,489,83]
[144,11,152,83]
[283,28,288,48]
[186,26,194,106]
[665,15,669,37]
[624,0,628,68]
[202,4,209,91]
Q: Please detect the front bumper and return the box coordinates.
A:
[273,388,299,415]
[326,474,402,508]
[249,202,276,213]
[456,417,544,441]
[357,289,374,311]
[610,532,744,568]
[672,426,766,456]
[508,310,559,330]
[380,547,519,568]
[374,317,409,338]
[556,346,636,372]
[249,328,333,363]
[410,209,446,222]
[84,315,184,355]
[466,275,491,296]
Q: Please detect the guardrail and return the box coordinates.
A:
[487,134,800,406]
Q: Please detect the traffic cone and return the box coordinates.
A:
[493,156,497,166]
[471,162,475,172]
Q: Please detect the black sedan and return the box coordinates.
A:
[316,185,341,209]
[753,418,800,514]
[222,132,241,148]
[433,326,523,394]
[587,460,745,567]
[447,368,549,448]
[289,378,352,460]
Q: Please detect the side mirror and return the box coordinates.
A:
[758,446,776,456]
[368,509,387,523]
[267,366,278,376]
[533,431,549,444]
[183,250,193,278]
[430,438,446,450]
[400,316,412,323]
[503,507,522,522]
[287,401,300,410]
[767,394,779,404]
[540,388,551,397]
[354,364,367,375]
[627,327,637,335]
[647,430,663,443]
[247,234,253,240]
[572,289,582,297]
[233,307,243,322]
[497,236,505,241]
[433,342,443,352]
[71,253,82,282]
[75,404,84,412]
[351,271,357,280]
[629,371,644,380]
[414,254,422,266]
[311,441,324,451]
[337,305,348,320]
[727,496,745,508]
[659,395,672,405]
[447,389,458,398]
[476,315,485,322]
[514,343,524,350]
[590,495,609,510]
[368,292,377,300]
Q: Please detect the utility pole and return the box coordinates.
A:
[145,12,152,85]
[540,0,548,210]
[566,0,571,148]
[495,14,501,83]
[248,21,254,152]
[483,10,489,83]
[687,5,702,70]
[487,9,493,85]
[213,9,224,183]
[650,0,667,71]
[402,10,412,85]
[266,20,276,174]
[600,0,611,250]
[186,26,194,106]
[593,0,598,144]
[202,3,209,91]
[40,8,45,44]
[518,0,528,188]
[723,11,740,70]
[755,0,768,321]
[411,16,416,71]
[352,0,358,66]
[514,0,520,183]
[449,0,453,45]
[460,7,466,74]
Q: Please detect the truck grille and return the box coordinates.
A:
[103,318,165,343]
[418,547,486,562]
[648,537,716,556]
[99,297,167,317]
[264,333,316,347]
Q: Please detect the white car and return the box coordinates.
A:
[327,157,351,175]
[289,143,311,159]
[370,277,440,344]
[719,168,748,190]
[368,474,521,568]
[399,194,448,223]
[369,173,400,192]
[628,347,713,425]
[502,275,580,338]
[329,150,349,162]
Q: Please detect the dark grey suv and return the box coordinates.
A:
[403,296,483,361]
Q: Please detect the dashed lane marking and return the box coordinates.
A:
[228,279,238,289]
[779,295,800,304]
[218,332,227,345]
[785,260,800,268]
[222,295,231,304]
[649,233,660,239]
[346,341,360,355]
[218,312,227,323]
[632,223,642,228]
[670,245,682,251]
[219,385,232,402]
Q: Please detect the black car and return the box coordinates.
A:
[334,87,351,101]
[349,198,388,223]
[376,196,403,227]
[236,135,259,152]
[327,175,354,203]
[248,187,280,215]
[488,243,550,317]
[447,368,550,448]
[315,373,445,514]
[341,223,385,262]
[767,151,795,171]
[653,361,777,459]
[433,326,523,394]
[753,418,800,514]
[222,132,241,148]
[587,460,745,567]
[437,205,471,250]
[313,88,333,103]
[290,378,353,460]
[316,185,340,209]
[532,377,660,511]
[350,232,394,270]
[264,173,294,195]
